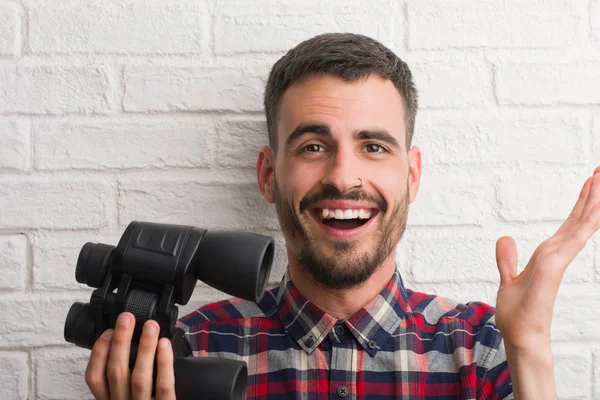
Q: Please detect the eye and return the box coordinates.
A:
[302,144,324,153]
[365,143,386,153]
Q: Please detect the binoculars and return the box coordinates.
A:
[64,221,274,399]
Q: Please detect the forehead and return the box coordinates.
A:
[276,73,406,147]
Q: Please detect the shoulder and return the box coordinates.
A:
[177,285,281,330]
[405,288,503,353]
[406,288,498,328]
[403,289,509,379]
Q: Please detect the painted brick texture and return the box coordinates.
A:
[0,1,598,398]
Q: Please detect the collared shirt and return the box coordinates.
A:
[177,269,513,399]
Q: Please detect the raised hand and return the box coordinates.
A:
[85,312,176,400]
[494,166,600,351]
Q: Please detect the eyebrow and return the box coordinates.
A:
[284,123,402,151]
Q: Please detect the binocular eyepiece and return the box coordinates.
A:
[64,221,274,400]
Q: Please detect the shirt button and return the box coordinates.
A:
[337,385,349,397]
[304,336,315,348]
[368,340,377,350]
[335,324,346,336]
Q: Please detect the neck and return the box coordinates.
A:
[287,252,397,320]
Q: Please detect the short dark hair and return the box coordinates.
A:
[263,32,418,152]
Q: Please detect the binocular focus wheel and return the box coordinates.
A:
[124,289,158,321]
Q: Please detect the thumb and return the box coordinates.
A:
[495,236,519,287]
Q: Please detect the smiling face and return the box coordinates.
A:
[257,73,421,289]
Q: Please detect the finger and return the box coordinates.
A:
[559,201,600,261]
[581,172,600,224]
[554,176,593,237]
[107,312,135,400]
[495,236,518,287]
[155,338,176,400]
[131,321,160,400]
[85,329,114,400]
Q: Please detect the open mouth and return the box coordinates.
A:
[309,207,378,236]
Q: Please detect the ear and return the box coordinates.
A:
[407,145,422,204]
[256,145,276,204]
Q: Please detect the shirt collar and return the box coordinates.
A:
[275,267,410,357]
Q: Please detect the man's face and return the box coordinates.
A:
[259,73,420,289]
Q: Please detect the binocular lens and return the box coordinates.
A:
[76,242,115,288]
[64,302,96,350]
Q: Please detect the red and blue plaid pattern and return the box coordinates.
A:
[178,270,513,399]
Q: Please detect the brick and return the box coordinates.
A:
[0,66,109,114]
[552,343,591,398]
[0,352,28,400]
[407,0,581,49]
[31,230,122,290]
[122,67,265,112]
[406,231,501,284]
[0,3,20,59]
[511,230,594,284]
[33,117,215,170]
[594,113,600,160]
[29,0,206,55]
[216,119,268,167]
[498,168,591,222]
[36,347,92,400]
[410,59,491,109]
[495,62,600,105]
[0,180,109,229]
[597,237,600,282]
[0,119,29,171]
[0,235,27,290]
[593,0,600,41]
[404,281,498,306]
[0,293,86,347]
[552,290,600,340]
[406,217,593,285]
[119,181,278,230]
[414,110,588,165]
[407,167,493,226]
[593,344,600,398]
[214,0,393,55]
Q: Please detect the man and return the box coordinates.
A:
[84,33,600,399]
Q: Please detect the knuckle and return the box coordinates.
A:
[106,364,128,383]
[130,371,147,392]
[85,369,104,390]
[111,333,132,348]
[156,376,174,396]
[139,336,157,351]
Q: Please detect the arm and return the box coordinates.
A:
[493,166,600,400]
[504,344,557,400]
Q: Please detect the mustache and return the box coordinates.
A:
[299,186,387,214]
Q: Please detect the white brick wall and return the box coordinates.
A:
[0,0,598,398]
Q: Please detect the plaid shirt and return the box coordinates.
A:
[178,269,513,399]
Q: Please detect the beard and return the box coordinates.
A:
[273,174,410,290]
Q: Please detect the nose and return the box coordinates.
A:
[320,147,363,193]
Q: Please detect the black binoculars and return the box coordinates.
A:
[64,221,274,399]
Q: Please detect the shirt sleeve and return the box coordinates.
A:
[479,339,513,400]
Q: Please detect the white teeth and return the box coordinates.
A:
[320,208,373,220]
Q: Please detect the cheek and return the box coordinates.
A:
[369,171,408,208]
[285,165,322,192]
